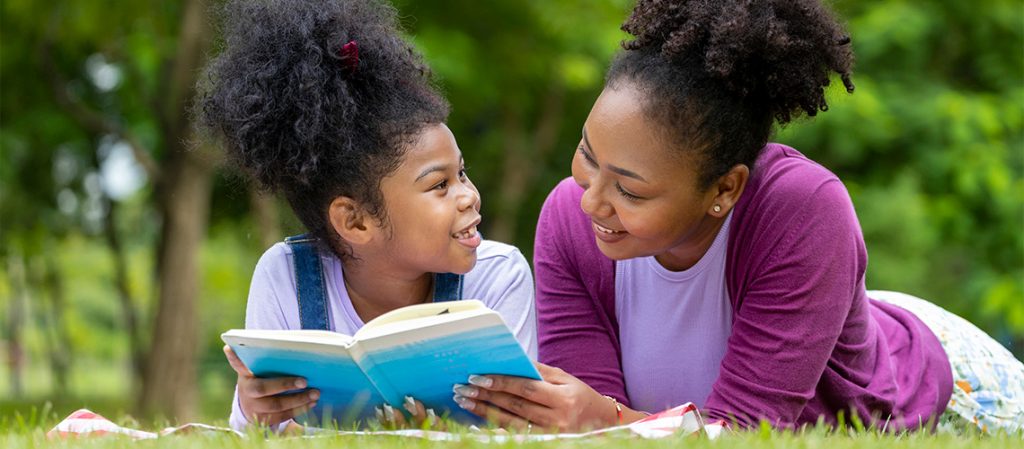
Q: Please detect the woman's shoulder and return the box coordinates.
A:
[749,143,844,199]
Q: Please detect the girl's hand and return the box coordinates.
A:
[452,362,631,432]
[223,345,319,427]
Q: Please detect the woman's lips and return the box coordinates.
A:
[592,221,627,243]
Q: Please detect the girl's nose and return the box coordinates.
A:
[457,179,480,211]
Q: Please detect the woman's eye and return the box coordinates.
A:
[616,183,642,201]
[433,179,449,190]
[578,145,598,167]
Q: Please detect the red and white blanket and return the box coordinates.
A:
[48,403,726,441]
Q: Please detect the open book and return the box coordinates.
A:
[221,300,540,426]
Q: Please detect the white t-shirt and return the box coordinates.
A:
[229,239,536,430]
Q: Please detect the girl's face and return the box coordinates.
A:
[375,123,482,275]
[571,84,725,271]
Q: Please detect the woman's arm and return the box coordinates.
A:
[534,179,627,403]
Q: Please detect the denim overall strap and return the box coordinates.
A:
[284,234,330,330]
[432,272,464,302]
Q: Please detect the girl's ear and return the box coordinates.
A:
[708,164,749,218]
[329,196,373,245]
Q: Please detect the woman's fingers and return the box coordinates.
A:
[453,396,534,432]
[454,384,555,426]
[468,374,556,407]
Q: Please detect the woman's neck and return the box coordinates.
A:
[341,257,433,323]
[654,214,726,272]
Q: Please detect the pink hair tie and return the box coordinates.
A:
[339,40,359,75]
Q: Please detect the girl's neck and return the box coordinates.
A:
[341,258,433,323]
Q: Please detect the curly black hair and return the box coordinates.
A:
[608,0,855,188]
[198,0,449,257]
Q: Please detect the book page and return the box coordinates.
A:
[353,299,487,339]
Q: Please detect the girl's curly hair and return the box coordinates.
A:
[198,0,449,256]
[608,0,855,188]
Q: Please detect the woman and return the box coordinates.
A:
[448,0,1024,434]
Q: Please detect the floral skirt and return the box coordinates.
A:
[869,290,1024,434]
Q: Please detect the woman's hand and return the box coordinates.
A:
[452,362,631,432]
[224,345,319,427]
[376,396,443,430]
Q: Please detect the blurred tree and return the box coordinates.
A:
[2,0,216,420]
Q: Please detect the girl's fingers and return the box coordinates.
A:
[241,375,311,399]
[453,396,533,431]
[454,384,554,426]
[223,345,254,377]
[249,389,320,415]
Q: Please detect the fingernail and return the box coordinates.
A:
[295,379,307,389]
[375,407,384,422]
[468,375,492,388]
[384,403,396,421]
[308,390,319,401]
[403,396,416,414]
[453,384,477,398]
[426,408,437,420]
[453,394,475,411]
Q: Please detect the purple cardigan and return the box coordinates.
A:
[534,143,952,430]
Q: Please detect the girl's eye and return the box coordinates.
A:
[433,179,449,191]
[616,183,642,201]
[458,167,468,180]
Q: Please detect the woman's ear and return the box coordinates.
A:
[328,196,373,245]
[708,164,749,217]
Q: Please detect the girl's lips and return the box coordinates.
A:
[592,221,627,243]
[455,231,482,249]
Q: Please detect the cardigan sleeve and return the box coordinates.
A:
[704,178,867,428]
[534,178,628,404]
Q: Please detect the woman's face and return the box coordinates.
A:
[375,123,482,275]
[571,84,726,270]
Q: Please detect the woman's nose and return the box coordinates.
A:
[579,181,612,218]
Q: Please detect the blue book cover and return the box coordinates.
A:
[222,300,540,427]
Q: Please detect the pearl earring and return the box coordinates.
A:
[713,204,722,213]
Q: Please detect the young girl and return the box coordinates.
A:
[451,0,1024,434]
[198,0,536,432]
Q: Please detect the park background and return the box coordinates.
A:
[1,0,1021,426]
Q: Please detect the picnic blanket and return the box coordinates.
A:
[48,403,727,442]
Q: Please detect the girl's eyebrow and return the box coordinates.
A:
[414,156,464,182]
[415,164,450,182]
[581,128,649,183]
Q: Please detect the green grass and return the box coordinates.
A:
[1,406,1020,449]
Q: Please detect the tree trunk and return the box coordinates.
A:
[140,152,214,421]
[102,194,144,396]
[41,253,72,396]
[489,84,565,244]
[5,255,27,398]
[138,0,214,422]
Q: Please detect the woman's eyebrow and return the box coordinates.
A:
[582,127,649,183]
